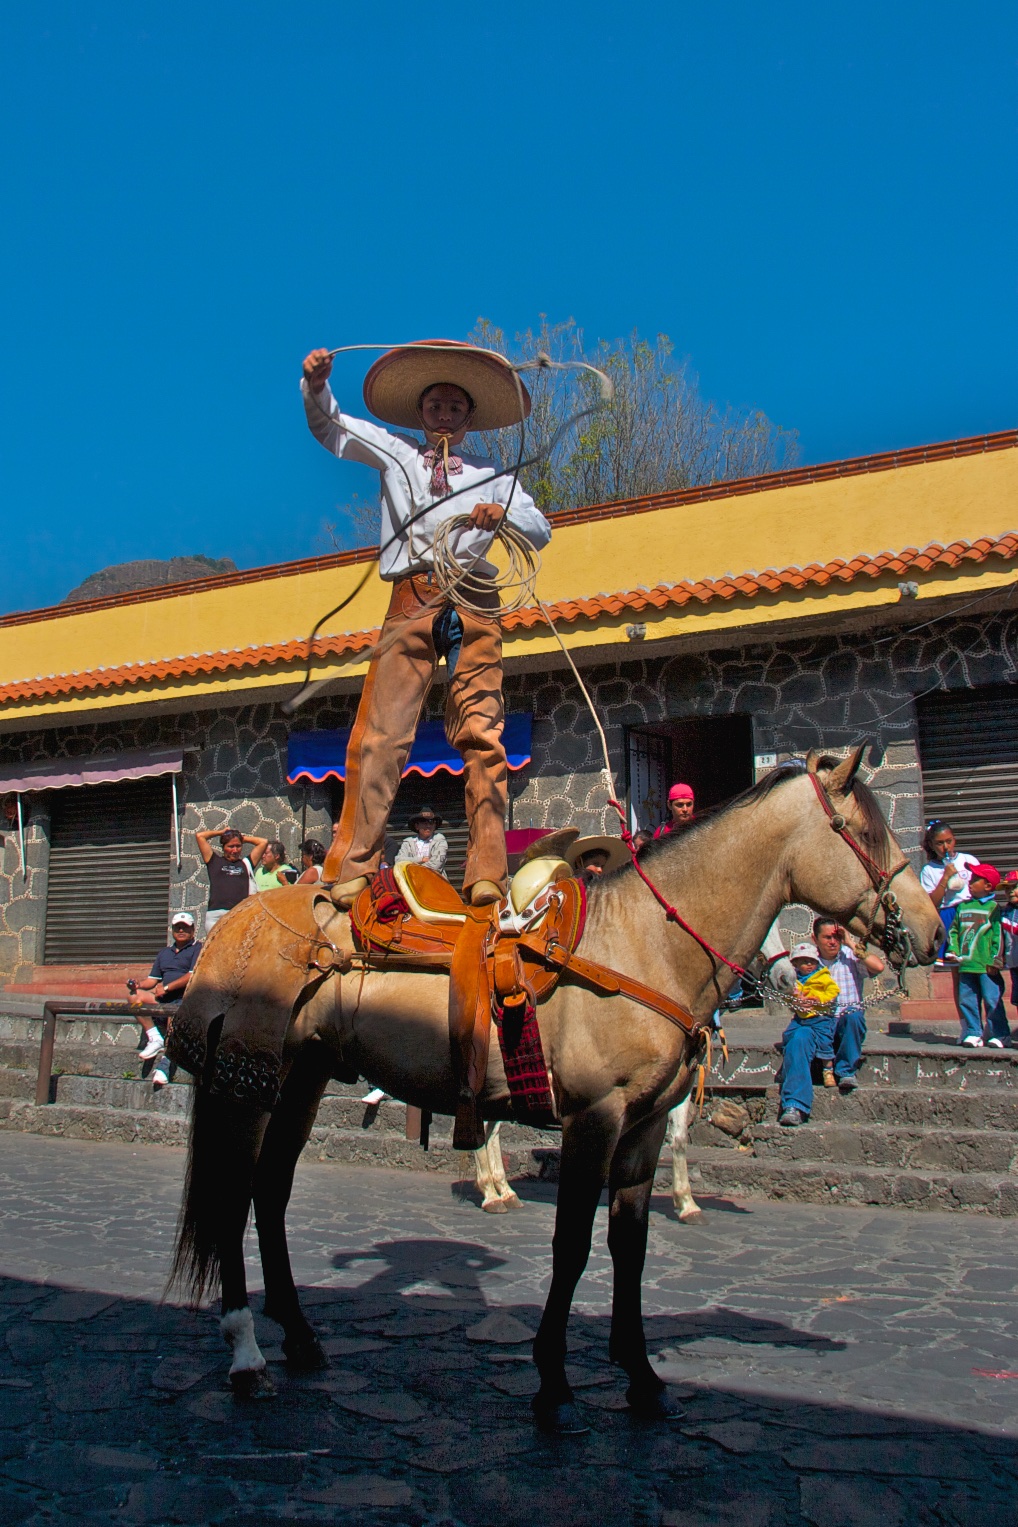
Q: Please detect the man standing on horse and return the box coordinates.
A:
[301,342,551,910]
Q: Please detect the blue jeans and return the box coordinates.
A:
[778,1005,866,1115]
[957,972,1012,1042]
[936,903,958,961]
[833,1004,866,1081]
[432,605,463,677]
[778,1014,836,1116]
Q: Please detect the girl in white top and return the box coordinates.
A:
[919,820,980,950]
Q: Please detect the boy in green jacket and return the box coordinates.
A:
[946,863,1012,1048]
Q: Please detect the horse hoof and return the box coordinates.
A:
[531,1398,590,1436]
[677,1205,702,1223]
[502,1191,522,1209]
[626,1386,686,1422]
[230,1366,275,1402]
[282,1335,329,1372]
[482,1198,509,1214]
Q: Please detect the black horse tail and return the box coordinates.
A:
[165,1017,264,1307]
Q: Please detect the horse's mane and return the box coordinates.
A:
[603,755,889,885]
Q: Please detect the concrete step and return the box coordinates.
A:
[696,1083,1018,1130]
[896,966,1018,1029]
[687,1150,1018,1216]
[0,1099,190,1148]
[51,1073,192,1114]
[722,1041,1018,1089]
[749,1120,1018,1173]
[789,1084,1018,1130]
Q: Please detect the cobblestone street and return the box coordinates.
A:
[0,1133,1014,1524]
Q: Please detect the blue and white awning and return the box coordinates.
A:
[286,713,533,785]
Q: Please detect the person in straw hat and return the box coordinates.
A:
[563,835,631,886]
[301,341,551,908]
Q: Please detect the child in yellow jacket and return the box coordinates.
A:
[776,942,841,1128]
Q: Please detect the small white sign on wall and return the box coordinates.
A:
[754,753,778,770]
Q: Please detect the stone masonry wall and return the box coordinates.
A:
[0,696,362,977]
[0,608,1014,976]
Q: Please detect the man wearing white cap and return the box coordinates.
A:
[126,913,203,1064]
[301,342,551,910]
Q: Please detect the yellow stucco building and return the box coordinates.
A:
[0,426,1014,980]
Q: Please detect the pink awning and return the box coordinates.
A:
[0,746,184,793]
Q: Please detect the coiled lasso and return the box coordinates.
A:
[428,514,543,618]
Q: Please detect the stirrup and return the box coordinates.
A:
[469,879,503,907]
[330,875,369,910]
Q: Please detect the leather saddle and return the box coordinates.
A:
[350,856,702,1151]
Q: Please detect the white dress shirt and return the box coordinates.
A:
[302,380,552,582]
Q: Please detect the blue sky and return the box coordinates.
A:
[1,2,1015,612]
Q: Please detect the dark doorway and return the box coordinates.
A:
[626,715,754,832]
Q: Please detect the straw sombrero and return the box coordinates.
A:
[564,835,631,876]
[363,340,532,432]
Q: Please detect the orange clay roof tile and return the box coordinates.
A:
[0,533,1016,707]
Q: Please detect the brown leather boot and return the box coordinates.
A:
[330,875,369,910]
[469,879,503,907]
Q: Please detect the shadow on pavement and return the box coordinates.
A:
[0,1255,1015,1525]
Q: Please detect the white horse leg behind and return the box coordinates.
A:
[667,1097,700,1221]
[472,1121,521,1213]
[667,919,795,1223]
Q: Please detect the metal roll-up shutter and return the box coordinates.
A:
[387,773,470,888]
[916,685,1018,869]
[44,776,172,962]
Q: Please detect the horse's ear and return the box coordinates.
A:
[805,750,823,775]
[826,742,868,798]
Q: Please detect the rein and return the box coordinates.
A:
[607,797,748,979]
[608,770,915,990]
[805,772,915,981]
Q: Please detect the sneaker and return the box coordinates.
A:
[961,1035,985,1048]
[779,1108,806,1127]
[822,1066,836,1088]
[139,1029,164,1060]
[987,1037,1008,1049]
[838,1075,859,1094]
[151,1068,169,1091]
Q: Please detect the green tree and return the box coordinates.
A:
[467,317,799,514]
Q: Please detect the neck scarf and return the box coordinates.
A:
[422,435,463,497]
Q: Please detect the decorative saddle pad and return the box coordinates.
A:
[350,866,586,1125]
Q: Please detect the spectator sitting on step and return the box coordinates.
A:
[1000,871,1018,1010]
[775,942,840,1129]
[296,838,327,884]
[196,827,267,934]
[126,912,203,1066]
[654,783,694,839]
[919,819,980,960]
[254,840,297,890]
[946,863,1012,1049]
[813,917,885,1094]
[394,808,449,877]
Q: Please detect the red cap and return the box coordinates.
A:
[668,783,695,803]
[970,863,1001,891]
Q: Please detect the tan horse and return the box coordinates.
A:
[167,747,941,1435]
